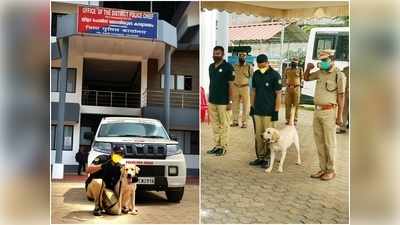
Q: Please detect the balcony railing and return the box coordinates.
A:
[81,89,199,109]
[147,90,199,108]
[82,90,141,108]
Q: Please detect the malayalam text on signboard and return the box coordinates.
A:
[77,6,158,39]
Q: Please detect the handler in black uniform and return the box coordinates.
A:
[249,54,282,168]
[85,146,126,216]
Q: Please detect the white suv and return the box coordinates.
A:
[87,117,186,202]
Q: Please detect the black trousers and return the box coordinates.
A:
[77,161,86,175]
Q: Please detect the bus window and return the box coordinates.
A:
[335,35,349,61]
[313,34,336,60]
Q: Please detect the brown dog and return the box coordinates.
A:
[120,164,140,215]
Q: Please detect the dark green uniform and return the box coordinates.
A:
[208,60,235,104]
[208,60,234,150]
[252,67,282,160]
[252,67,282,121]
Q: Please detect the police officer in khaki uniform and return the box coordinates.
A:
[231,52,253,128]
[305,49,346,181]
[283,57,303,125]
[206,46,235,156]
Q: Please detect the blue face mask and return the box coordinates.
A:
[319,60,331,70]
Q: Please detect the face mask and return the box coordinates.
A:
[111,153,123,163]
[259,67,268,73]
[213,56,222,62]
[319,60,331,70]
[239,58,245,63]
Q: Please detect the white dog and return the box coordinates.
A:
[262,108,301,173]
[119,164,140,215]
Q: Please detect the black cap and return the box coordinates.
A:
[112,145,125,156]
[256,54,268,63]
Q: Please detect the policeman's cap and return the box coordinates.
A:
[319,49,334,60]
[256,54,268,63]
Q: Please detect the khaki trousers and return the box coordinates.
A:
[285,87,300,122]
[232,85,250,124]
[86,179,121,215]
[340,91,349,130]
[254,115,273,160]
[208,103,229,149]
[313,108,337,173]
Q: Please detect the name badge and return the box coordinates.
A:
[265,82,269,87]
[219,68,223,72]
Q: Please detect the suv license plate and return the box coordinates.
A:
[138,177,155,185]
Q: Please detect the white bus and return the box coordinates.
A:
[302,27,349,102]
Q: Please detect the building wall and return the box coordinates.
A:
[171,50,199,92]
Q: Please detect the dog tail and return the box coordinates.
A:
[288,105,296,126]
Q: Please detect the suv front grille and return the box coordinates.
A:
[112,143,167,159]
[138,165,165,177]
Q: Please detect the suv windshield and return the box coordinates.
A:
[98,122,169,139]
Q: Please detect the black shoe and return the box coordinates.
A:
[93,208,102,216]
[261,160,270,169]
[206,147,218,154]
[249,158,263,166]
[215,148,226,156]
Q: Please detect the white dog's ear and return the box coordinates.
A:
[272,130,280,142]
[136,166,140,174]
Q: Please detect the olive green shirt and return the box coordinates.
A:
[208,60,235,105]
[308,66,346,105]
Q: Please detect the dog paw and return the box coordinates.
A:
[296,162,302,165]
[265,169,272,173]
[278,168,283,173]
[130,209,138,215]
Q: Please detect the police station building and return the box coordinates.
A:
[51,1,199,176]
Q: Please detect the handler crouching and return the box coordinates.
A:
[86,146,125,216]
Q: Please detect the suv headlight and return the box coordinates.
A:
[92,142,112,154]
[166,144,182,156]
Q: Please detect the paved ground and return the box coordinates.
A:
[51,177,199,224]
[201,107,349,224]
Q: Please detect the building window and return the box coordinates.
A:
[51,68,76,93]
[313,34,335,60]
[51,68,59,92]
[51,125,56,150]
[176,75,193,91]
[51,13,67,37]
[335,35,349,61]
[161,74,175,89]
[51,125,74,151]
[190,131,199,155]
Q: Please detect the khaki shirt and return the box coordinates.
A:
[233,63,253,86]
[283,67,303,86]
[308,66,346,105]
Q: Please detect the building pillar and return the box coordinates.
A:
[52,37,69,179]
[140,59,148,108]
[163,45,173,131]
[215,10,229,59]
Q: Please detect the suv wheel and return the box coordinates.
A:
[166,187,184,203]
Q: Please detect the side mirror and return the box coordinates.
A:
[84,132,93,141]
[170,135,178,141]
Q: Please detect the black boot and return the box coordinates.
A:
[261,159,270,169]
[93,208,102,216]
[215,148,226,156]
[249,158,263,166]
[206,147,218,154]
